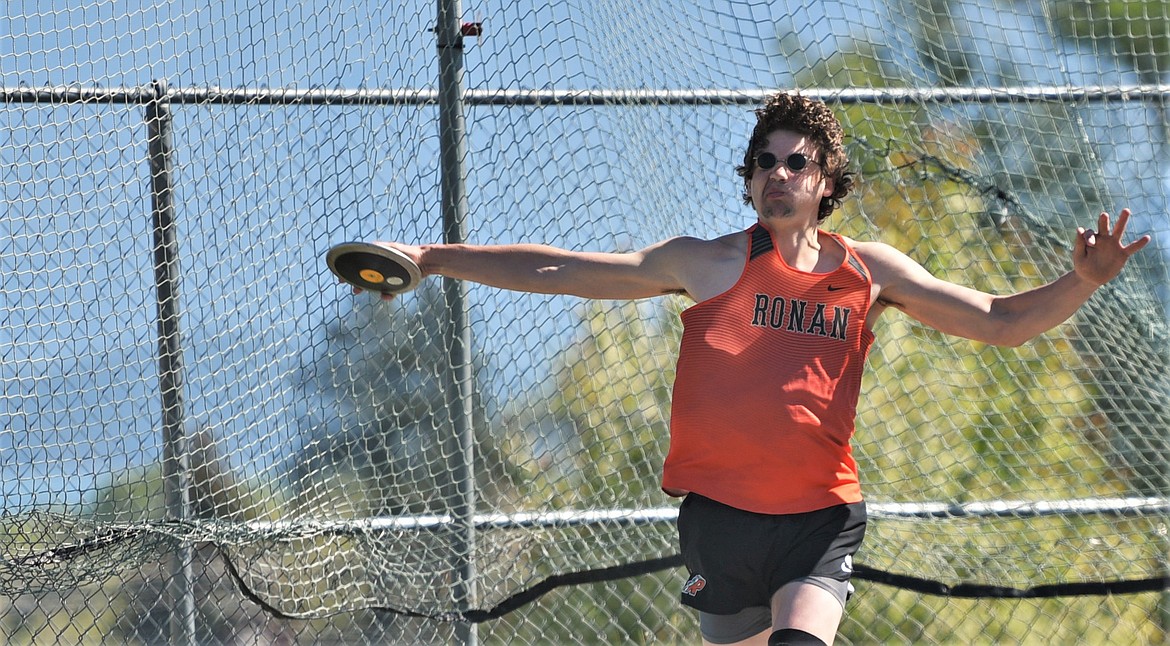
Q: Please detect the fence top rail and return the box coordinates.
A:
[5,84,1170,107]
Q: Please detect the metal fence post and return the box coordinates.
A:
[435,2,477,644]
[146,79,196,646]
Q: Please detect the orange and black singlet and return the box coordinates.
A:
[662,224,876,515]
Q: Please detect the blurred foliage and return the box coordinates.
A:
[795,32,1166,646]
[499,299,683,509]
[796,44,1121,501]
[1052,0,1170,83]
[486,298,689,643]
[288,283,526,518]
[908,0,975,86]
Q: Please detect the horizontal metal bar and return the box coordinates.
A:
[5,84,1170,107]
[869,497,1170,520]
[229,497,1170,535]
[460,85,1170,106]
[16,497,1163,561]
[0,85,438,106]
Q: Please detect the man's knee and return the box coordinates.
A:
[768,628,827,646]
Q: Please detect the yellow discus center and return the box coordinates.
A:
[359,269,385,283]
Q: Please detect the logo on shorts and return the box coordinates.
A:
[841,554,854,574]
[682,574,706,596]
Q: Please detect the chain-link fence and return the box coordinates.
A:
[4,0,1170,644]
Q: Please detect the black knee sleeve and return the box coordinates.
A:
[768,627,828,646]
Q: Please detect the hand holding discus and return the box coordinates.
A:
[325,241,423,299]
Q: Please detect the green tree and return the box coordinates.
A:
[484,298,689,644]
[70,423,282,645]
[1049,0,1170,498]
[282,283,533,641]
[500,299,681,509]
[794,35,1164,646]
[89,423,274,523]
[290,283,523,518]
[910,0,974,87]
[1053,1,1170,85]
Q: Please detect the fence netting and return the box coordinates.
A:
[3,0,1170,644]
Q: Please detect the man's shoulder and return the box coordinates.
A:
[835,236,926,290]
[659,230,747,259]
[837,236,906,265]
[651,231,749,302]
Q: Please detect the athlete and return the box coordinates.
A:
[359,92,1150,645]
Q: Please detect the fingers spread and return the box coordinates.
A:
[1123,234,1153,256]
[1112,208,1132,236]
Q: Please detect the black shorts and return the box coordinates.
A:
[676,493,867,615]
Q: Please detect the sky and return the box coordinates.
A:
[2,0,1168,510]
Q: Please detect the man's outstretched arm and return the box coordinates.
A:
[367,236,710,301]
[864,209,1151,347]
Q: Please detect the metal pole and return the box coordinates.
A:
[146,79,196,646]
[435,2,477,644]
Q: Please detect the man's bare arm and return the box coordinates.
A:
[370,236,711,301]
[864,209,1150,347]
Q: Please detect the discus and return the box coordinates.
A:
[325,242,422,295]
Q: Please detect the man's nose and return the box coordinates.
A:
[768,164,792,180]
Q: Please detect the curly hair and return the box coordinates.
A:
[735,92,854,222]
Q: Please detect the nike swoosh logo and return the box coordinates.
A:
[826,285,844,291]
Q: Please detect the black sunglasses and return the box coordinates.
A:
[754,151,820,173]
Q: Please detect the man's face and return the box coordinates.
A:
[749,130,833,225]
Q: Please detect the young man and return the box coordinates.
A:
[362,92,1149,645]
